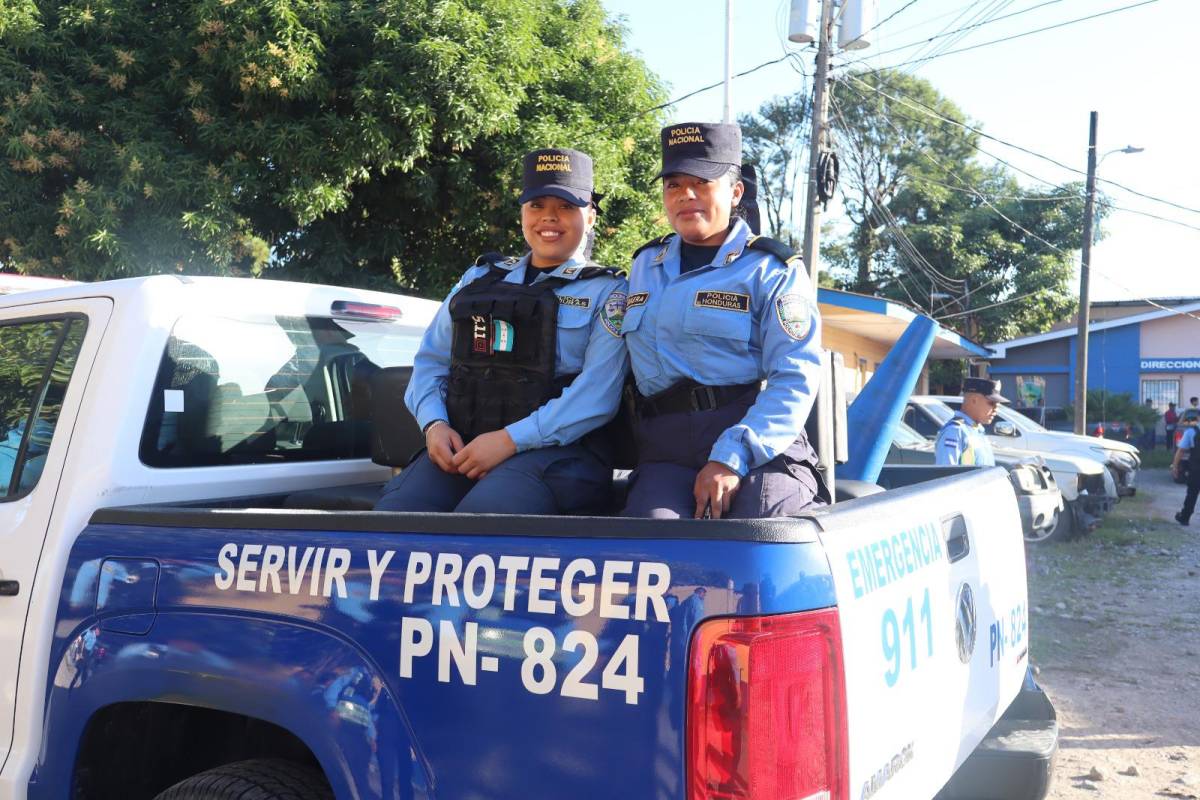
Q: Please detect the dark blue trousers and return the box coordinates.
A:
[621,394,825,519]
[375,444,611,515]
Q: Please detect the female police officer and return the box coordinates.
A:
[375,148,628,514]
[620,123,827,519]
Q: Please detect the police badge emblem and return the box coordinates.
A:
[601,291,627,337]
[775,293,814,340]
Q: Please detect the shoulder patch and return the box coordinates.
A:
[626,291,649,309]
[775,293,815,340]
[746,236,804,268]
[632,234,675,261]
[601,291,627,337]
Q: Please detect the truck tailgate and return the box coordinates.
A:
[46,509,838,800]
[812,467,1030,800]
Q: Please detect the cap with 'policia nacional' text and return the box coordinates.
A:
[962,377,1010,404]
[519,148,593,207]
[656,122,742,180]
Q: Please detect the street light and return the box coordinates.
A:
[1100,145,1145,164]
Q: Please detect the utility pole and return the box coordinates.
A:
[800,0,835,293]
[723,0,734,124]
[1073,111,1098,436]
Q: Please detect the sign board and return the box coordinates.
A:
[1140,358,1200,373]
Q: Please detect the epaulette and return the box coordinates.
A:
[574,263,623,280]
[474,252,517,268]
[746,235,804,268]
[631,234,675,260]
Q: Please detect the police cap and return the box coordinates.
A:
[656,122,742,180]
[519,148,593,207]
[962,377,1009,404]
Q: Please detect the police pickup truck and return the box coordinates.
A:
[0,276,1056,800]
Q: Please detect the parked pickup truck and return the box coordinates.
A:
[886,421,1066,543]
[904,397,1115,540]
[919,396,1140,498]
[0,276,1056,800]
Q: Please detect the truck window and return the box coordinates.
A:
[0,316,87,499]
[905,405,942,438]
[140,313,423,467]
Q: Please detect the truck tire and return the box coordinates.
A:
[1040,503,1074,543]
[153,759,333,800]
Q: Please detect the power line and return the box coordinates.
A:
[843,1,1162,76]
[842,71,1200,217]
[828,91,964,293]
[845,0,1064,64]
[837,78,1200,324]
[908,0,1017,75]
[857,0,924,41]
[937,288,1048,319]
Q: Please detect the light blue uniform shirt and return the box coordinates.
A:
[622,219,823,477]
[1180,427,1197,450]
[405,252,629,453]
[935,411,996,467]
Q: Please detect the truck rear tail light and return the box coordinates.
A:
[687,608,848,800]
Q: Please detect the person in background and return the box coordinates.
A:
[1172,422,1199,526]
[1142,397,1157,450]
[935,378,1007,466]
[1165,401,1179,452]
[619,122,826,519]
[1183,397,1200,425]
[375,148,628,514]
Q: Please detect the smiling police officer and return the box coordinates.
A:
[935,378,1007,467]
[620,122,827,519]
[375,148,628,514]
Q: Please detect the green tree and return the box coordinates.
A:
[738,92,808,247]
[827,69,1093,345]
[0,0,667,295]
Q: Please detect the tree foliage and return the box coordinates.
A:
[0,0,667,294]
[738,92,807,248]
[824,69,1096,345]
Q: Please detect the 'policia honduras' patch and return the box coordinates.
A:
[694,290,750,312]
[601,291,627,337]
[775,293,814,340]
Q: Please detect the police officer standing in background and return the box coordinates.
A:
[1171,421,1199,526]
[620,122,827,519]
[375,148,628,514]
[935,378,1007,466]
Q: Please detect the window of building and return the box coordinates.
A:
[0,316,88,499]
[1142,379,1180,413]
[140,313,423,468]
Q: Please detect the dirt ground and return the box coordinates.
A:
[1027,468,1200,799]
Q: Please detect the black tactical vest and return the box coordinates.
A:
[445,255,618,442]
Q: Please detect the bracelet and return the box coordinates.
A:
[423,419,448,435]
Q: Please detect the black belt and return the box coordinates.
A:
[634,380,759,419]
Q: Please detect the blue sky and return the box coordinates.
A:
[600,0,1198,303]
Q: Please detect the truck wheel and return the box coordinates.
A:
[154,758,333,800]
[1038,504,1074,544]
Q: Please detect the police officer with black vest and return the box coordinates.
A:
[620,122,827,519]
[375,148,628,514]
